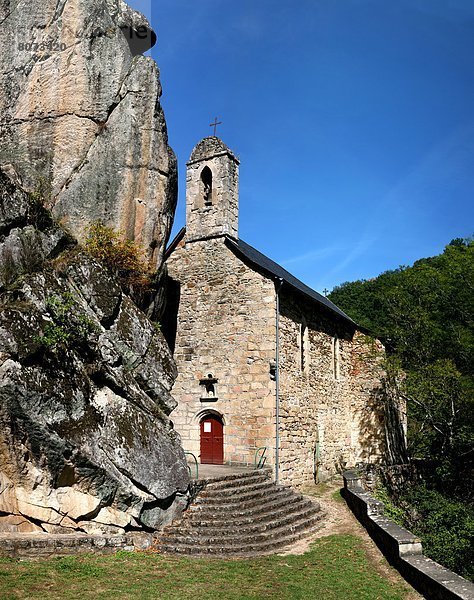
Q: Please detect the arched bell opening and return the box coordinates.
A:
[200,166,213,206]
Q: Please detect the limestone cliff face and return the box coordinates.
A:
[0,171,189,535]
[0,0,176,267]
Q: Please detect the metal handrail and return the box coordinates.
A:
[254,447,267,469]
[184,452,199,480]
[313,442,321,484]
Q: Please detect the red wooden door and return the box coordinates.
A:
[200,415,224,464]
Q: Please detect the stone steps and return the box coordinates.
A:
[155,468,322,557]
[197,479,277,500]
[158,522,322,558]
[186,496,316,528]
[159,516,323,551]
[160,504,322,540]
[201,469,272,490]
[188,491,311,522]
[194,482,290,506]
[191,486,297,514]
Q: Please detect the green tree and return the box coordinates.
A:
[329,238,474,487]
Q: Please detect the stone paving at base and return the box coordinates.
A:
[191,463,259,482]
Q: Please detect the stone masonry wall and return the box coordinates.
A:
[186,144,239,242]
[167,234,391,484]
[278,291,387,487]
[166,237,277,465]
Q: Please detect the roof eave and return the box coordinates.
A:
[164,227,186,259]
[224,236,359,329]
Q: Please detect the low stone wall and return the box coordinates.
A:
[343,470,474,600]
[0,532,153,560]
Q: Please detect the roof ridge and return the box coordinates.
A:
[165,229,359,329]
[225,236,357,327]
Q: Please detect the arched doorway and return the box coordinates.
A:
[200,414,224,464]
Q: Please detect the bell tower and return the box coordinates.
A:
[185,137,240,242]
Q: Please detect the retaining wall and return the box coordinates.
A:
[0,532,153,560]
[343,470,474,600]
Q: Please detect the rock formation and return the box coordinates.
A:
[0,0,176,266]
[0,171,189,535]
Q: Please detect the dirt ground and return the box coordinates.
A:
[279,480,422,599]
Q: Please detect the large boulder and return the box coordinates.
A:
[0,0,177,267]
[0,173,189,535]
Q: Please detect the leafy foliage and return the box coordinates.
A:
[404,359,472,468]
[329,238,474,477]
[35,292,96,352]
[329,238,474,578]
[405,486,474,581]
[38,323,71,350]
[374,482,474,581]
[373,484,406,525]
[85,222,152,291]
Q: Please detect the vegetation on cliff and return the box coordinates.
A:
[85,222,152,290]
[0,172,188,535]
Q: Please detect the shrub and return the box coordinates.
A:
[379,481,474,581]
[38,323,71,350]
[35,292,96,352]
[84,222,152,291]
[403,485,474,581]
[373,484,406,525]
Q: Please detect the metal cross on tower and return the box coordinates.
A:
[210,117,222,136]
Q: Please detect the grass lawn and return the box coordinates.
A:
[0,534,413,599]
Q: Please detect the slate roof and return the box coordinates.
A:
[165,228,357,327]
[225,237,357,327]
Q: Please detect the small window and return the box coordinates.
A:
[332,335,340,380]
[299,321,310,374]
[201,166,213,206]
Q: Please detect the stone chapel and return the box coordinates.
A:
[164,136,397,486]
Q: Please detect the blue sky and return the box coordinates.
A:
[128,0,473,293]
